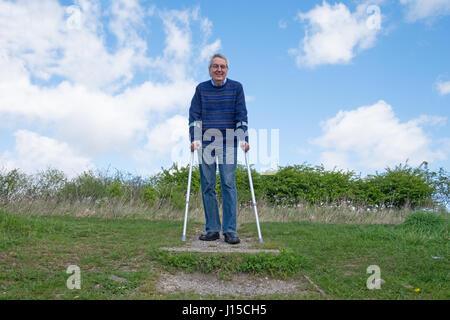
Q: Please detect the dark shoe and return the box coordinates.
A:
[199,231,220,241]
[224,232,240,245]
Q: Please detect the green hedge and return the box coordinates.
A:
[0,162,448,211]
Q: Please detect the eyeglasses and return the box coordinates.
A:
[210,64,228,70]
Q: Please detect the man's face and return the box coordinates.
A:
[209,57,228,85]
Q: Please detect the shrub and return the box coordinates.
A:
[0,161,447,212]
[106,180,125,199]
[363,163,434,209]
[142,184,157,206]
[0,169,28,204]
[57,171,106,203]
[429,167,449,210]
[263,164,357,206]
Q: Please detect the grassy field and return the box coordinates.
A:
[0,209,448,300]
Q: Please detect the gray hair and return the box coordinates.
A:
[209,53,228,69]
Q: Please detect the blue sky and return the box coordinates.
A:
[0,0,449,178]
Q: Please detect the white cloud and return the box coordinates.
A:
[436,80,450,96]
[0,130,94,177]
[109,0,147,45]
[290,1,382,68]
[200,39,222,63]
[200,16,213,38]
[311,100,447,171]
[0,56,196,156]
[319,151,351,170]
[133,115,191,173]
[160,9,193,61]
[400,0,450,22]
[144,115,189,157]
[0,0,151,92]
[154,7,221,79]
[0,1,221,174]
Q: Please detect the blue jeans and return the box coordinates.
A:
[198,143,238,234]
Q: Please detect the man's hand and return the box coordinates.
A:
[240,141,250,153]
[190,141,201,152]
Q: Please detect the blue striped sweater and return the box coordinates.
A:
[189,78,248,144]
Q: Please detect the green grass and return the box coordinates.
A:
[152,248,310,280]
[0,210,448,300]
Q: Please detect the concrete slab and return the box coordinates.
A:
[161,231,279,254]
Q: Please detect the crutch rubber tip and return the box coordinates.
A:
[259,238,263,244]
[181,235,186,242]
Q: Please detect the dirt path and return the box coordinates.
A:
[157,231,326,298]
[157,271,314,297]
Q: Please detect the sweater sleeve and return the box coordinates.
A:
[188,86,202,143]
[235,83,249,143]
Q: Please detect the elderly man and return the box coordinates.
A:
[188,53,249,245]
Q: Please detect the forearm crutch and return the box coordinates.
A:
[182,151,195,242]
[244,150,263,243]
